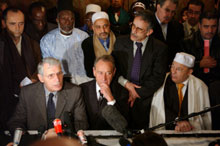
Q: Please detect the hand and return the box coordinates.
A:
[6,142,13,146]
[200,56,217,68]
[100,83,114,102]
[125,82,141,107]
[44,128,57,139]
[175,121,193,132]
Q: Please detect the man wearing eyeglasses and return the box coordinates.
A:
[8,57,88,139]
[182,0,204,39]
[153,0,184,66]
[113,10,168,129]
[150,52,211,132]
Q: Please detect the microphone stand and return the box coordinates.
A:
[148,104,220,131]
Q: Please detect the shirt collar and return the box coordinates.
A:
[44,84,57,97]
[99,37,110,45]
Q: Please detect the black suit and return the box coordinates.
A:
[80,80,129,130]
[8,82,88,133]
[113,35,168,129]
[152,15,184,65]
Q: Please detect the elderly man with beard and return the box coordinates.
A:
[182,0,204,39]
[150,52,211,132]
[113,10,168,129]
[40,0,90,85]
[82,11,116,78]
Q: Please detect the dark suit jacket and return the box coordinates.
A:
[152,16,184,65]
[80,80,129,130]
[81,36,96,78]
[113,35,168,129]
[8,82,88,133]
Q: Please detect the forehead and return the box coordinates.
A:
[6,10,24,21]
[58,10,73,18]
[161,0,177,9]
[188,4,202,10]
[94,18,109,25]
[95,60,113,71]
[43,63,61,74]
[172,61,188,69]
[32,7,46,16]
[133,16,149,27]
[201,18,217,25]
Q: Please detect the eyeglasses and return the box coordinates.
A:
[170,65,184,72]
[130,23,147,33]
[187,10,201,15]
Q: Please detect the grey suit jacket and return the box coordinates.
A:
[8,81,88,133]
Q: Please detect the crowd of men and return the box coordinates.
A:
[0,0,220,145]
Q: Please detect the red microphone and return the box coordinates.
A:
[53,119,63,136]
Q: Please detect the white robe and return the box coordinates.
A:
[149,73,212,130]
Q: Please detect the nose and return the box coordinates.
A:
[54,74,60,82]
[102,74,107,81]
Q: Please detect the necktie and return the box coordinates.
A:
[47,93,55,129]
[115,13,119,22]
[161,23,167,40]
[98,90,104,106]
[103,41,108,51]
[177,84,184,117]
[130,42,143,85]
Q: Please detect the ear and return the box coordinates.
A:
[56,18,59,24]
[146,28,153,36]
[37,74,44,83]
[113,68,116,76]
[2,19,6,28]
[189,68,193,75]
[93,67,96,77]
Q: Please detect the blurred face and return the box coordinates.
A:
[5,10,24,39]
[92,18,110,40]
[156,0,177,24]
[111,0,123,9]
[56,10,74,35]
[170,61,193,84]
[132,7,145,17]
[38,63,63,92]
[31,7,46,31]
[199,18,217,40]
[130,16,153,42]
[187,4,202,26]
[85,12,94,31]
[93,60,116,87]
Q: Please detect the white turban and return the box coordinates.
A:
[92,11,109,24]
[86,4,101,14]
[174,52,195,68]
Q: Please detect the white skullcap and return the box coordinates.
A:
[86,4,101,14]
[92,11,109,24]
[174,52,195,68]
[132,2,146,10]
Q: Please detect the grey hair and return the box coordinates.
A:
[37,57,61,75]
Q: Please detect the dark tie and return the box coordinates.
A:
[130,42,143,85]
[98,90,104,106]
[47,93,55,129]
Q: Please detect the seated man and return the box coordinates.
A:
[150,52,211,132]
[80,55,128,130]
[8,57,88,135]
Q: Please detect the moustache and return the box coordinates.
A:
[131,33,137,38]
[100,32,108,36]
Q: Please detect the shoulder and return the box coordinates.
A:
[80,80,95,90]
[72,28,89,39]
[189,75,208,90]
[82,36,93,45]
[20,82,43,94]
[41,28,59,41]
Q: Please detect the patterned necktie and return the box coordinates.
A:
[177,84,184,117]
[130,42,143,85]
[47,93,55,129]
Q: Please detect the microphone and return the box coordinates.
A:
[53,119,63,136]
[13,128,23,146]
[63,111,75,137]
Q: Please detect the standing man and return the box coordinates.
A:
[80,55,128,130]
[182,0,204,39]
[150,52,211,131]
[82,11,116,78]
[40,0,89,85]
[153,0,184,65]
[8,57,88,135]
[0,7,39,130]
[113,10,168,129]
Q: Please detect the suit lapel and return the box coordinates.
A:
[90,81,99,111]
[35,83,47,125]
[56,89,67,118]
[127,38,135,80]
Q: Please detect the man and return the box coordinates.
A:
[113,10,168,129]
[182,0,204,39]
[79,4,101,36]
[25,2,57,43]
[82,11,116,78]
[180,11,220,86]
[153,0,184,65]
[150,52,211,131]
[0,8,39,130]
[8,57,88,135]
[107,0,130,36]
[40,0,89,85]
[80,55,128,130]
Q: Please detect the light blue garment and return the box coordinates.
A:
[40,28,89,77]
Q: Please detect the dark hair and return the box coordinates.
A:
[199,11,218,23]
[131,131,168,146]
[135,9,154,30]
[186,0,204,13]
[157,0,178,7]
[28,1,46,15]
[2,7,24,22]
[94,55,115,69]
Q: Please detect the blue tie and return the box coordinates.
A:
[47,93,55,129]
[130,42,143,85]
